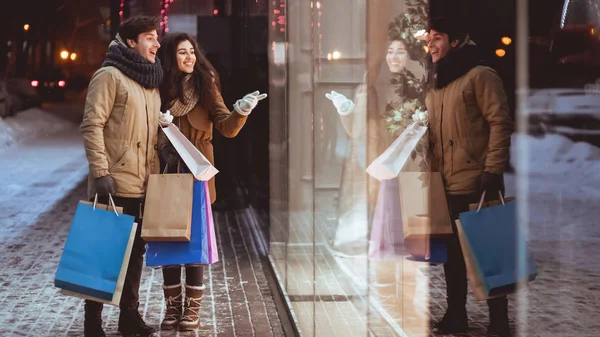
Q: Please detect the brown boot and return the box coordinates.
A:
[161,284,183,330]
[179,284,205,331]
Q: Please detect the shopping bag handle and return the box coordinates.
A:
[92,193,120,217]
[476,190,505,213]
[163,161,182,175]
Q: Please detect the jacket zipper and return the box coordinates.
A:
[449,139,454,174]
[144,91,150,184]
[439,88,447,186]
[137,141,141,176]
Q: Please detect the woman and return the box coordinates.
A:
[324,11,431,332]
[156,32,266,331]
[325,13,427,258]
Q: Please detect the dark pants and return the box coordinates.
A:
[85,196,146,312]
[445,193,508,316]
[162,265,204,287]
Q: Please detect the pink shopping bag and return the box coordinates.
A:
[203,182,219,264]
[368,179,405,260]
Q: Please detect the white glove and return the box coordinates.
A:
[233,91,268,116]
[414,29,429,41]
[325,91,355,115]
[159,110,173,127]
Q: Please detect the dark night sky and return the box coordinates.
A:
[6,0,564,34]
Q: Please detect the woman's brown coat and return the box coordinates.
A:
[158,90,248,203]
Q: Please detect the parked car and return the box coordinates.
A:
[30,67,69,101]
[1,78,41,116]
[526,23,600,147]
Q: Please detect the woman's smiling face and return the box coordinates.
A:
[176,40,196,73]
[386,40,408,73]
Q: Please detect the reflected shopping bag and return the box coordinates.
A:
[398,172,453,238]
[404,236,447,264]
[368,179,404,260]
[142,168,194,242]
[55,196,137,305]
[457,193,537,298]
[397,172,451,264]
[366,122,427,181]
[146,180,217,266]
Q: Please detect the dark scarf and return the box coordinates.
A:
[428,39,483,90]
[102,39,163,89]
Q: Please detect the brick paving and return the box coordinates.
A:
[0,180,285,337]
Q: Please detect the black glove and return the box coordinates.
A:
[479,172,504,193]
[95,175,116,196]
[159,145,179,168]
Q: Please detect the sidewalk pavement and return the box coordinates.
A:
[0,128,285,337]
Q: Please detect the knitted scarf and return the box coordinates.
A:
[101,34,163,89]
[169,74,200,117]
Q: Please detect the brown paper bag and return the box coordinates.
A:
[398,172,453,238]
[455,219,509,301]
[142,173,194,242]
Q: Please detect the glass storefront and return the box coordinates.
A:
[266,0,600,336]
[267,1,433,335]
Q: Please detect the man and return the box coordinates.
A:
[425,17,514,337]
[80,16,163,337]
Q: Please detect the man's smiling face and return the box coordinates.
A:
[128,30,160,63]
[427,29,458,63]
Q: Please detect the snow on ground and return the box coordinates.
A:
[506,132,600,274]
[0,108,88,242]
[0,108,78,152]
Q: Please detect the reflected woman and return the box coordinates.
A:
[325,13,428,257]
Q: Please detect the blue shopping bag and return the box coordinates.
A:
[146,180,211,267]
[55,200,136,303]
[458,198,537,296]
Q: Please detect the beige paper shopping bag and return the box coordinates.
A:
[398,172,453,239]
[142,173,194,242]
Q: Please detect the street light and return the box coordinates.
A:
[501,36,512,45]
[60,50,69,60]
[23,24,30,31]
[70,53,77,61]
[495,48,507,57]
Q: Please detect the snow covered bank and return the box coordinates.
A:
[506,132,600,246]
[511,133,600,174]
[0,108,77,152]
